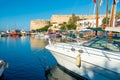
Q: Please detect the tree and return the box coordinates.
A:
[60,22,76,30]
[116,11,120,19]
[102,17,110,24]
[67,24,76,30]
[68,13,79,30]
[36,24,52,32]
[60,22,67,30]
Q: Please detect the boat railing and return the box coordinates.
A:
[47,37,85,53]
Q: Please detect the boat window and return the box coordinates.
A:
[83,37,100,46]
[83,37,120,52]
[106,43,120,52]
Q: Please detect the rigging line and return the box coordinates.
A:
[82,2,91,15]
[92,2,95,15]
[89,2,93,15]
[89,2,91,15]
[93,4,96,15]
[70,0,79,14]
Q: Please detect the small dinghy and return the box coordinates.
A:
[0,60,8,77]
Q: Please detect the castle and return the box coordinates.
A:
[30,14,106,31]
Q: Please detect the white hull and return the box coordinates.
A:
[0,60,8,77]
[46,43,120,80]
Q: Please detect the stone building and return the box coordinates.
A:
[50,15,71,24]
[50,14,106,24]
[30,20,50,31]
[78,15,105,20]
[30,14,106,31]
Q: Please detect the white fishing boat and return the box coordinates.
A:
[46,0,120,80]
[21,30,27,36]
[0,60,8,77]
[35,33,49,39]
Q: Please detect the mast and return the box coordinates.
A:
[110,0,116,27]
[106,0,109,26]
[109,0,116,42]
[95,0,99,36]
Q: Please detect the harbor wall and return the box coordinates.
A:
[30,20,50,31]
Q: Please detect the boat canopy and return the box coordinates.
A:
[105,27,120,32]
[87,27,104,32]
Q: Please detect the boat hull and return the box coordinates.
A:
[46,45,120,80]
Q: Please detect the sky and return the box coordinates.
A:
[0,0,120,31]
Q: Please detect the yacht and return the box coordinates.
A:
[46,35,120,80]
[46,0,120,79]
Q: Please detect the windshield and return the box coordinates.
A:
[83,36,120,52]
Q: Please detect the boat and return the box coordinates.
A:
[20,29,27,36]
[0,32,9,37]
[46,0,120,80]
[35,33,49,39]
[46,35,120,80]
[0,60,8,78]
[9,30,21,38]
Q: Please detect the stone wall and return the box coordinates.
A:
[30,20,50,31]
[78,14,106,19]
[50,15,71,24]
[50,14,105,24]
[30,14,106,31]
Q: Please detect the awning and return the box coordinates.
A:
[87,27,104,31]
[105,27,120,32]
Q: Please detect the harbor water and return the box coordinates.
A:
[0,36,79,80]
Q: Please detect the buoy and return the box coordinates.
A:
[76,54,81,67]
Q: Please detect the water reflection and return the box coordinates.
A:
[21,36,26,43]
[30,37,47,49]
[0,36,57,80]
[0,36,84,80]
[46,64,83,80]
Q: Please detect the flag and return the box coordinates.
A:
[99,0,103,6]
[94,0,103,6]
[93,0,96,3]
[115,0,119,3]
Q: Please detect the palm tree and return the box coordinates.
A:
[60,22,67,30]
[116,11,120,19]
[68,13,80,30]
